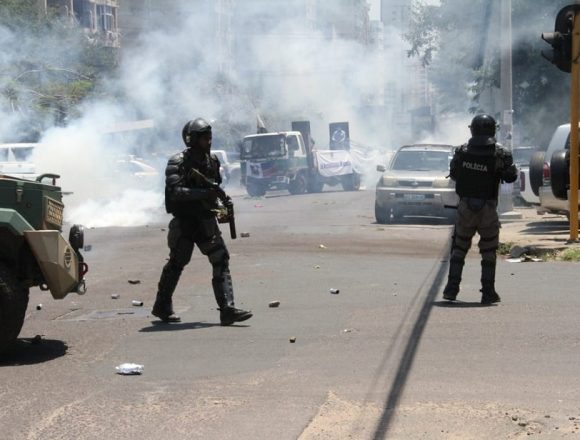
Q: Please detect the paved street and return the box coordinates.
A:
[2,189,580,439]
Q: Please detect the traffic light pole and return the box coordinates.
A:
[570,12,580,241]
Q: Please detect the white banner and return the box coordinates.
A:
[315,150,353,177]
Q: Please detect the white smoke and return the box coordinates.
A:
[2,1,434,227]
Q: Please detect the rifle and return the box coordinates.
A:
[189,168,237,239]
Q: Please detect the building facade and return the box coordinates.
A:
[38,0,120,47]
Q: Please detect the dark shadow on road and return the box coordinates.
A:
[0,338,68,366]
[140,321,222,332]
[520,220,570,236]
[432,300,497,308]
[376,216,455,227]
[371,241,450,439]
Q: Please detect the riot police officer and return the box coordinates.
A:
[153,118,253,325]
[443,114,518,304]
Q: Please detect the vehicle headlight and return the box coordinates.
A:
[378,176,397,187]
[432,178,452,188]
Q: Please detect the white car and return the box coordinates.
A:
[375,144,459,223]
[0,143,39,180]
[213,149,241,187]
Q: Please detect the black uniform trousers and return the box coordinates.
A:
[157,215,234,310]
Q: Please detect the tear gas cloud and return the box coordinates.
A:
[1,1,433,226]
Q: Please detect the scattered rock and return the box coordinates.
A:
[111,294,120,299]
[128,279,141,285]
[268,301,280,308]
[512,416,519,421]
[313,265,321,269]
[289,337,296,343]
[329,288,340,294]
[132,300,144,307]
[319,244,327,249]
[36,304,42,310]
[343,328,353,333]
[571,417,577,421]
[161,228,166,232]
[518,421,528,427]
[240,232,251,238]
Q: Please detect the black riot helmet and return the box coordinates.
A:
[182,118,212,148]
[469,114,497,146]
[469,114,497,136]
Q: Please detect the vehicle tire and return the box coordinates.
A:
[69,224,84,250]
[529,151,546,197]
[0,263,30,353]
[550,150,569,200]
[307,176,324,193]
[289,173,307,195]
[247,182,266,197]
[375,202,390,224]
[341,173,360,191]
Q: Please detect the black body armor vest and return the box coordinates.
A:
[454,146,500,200]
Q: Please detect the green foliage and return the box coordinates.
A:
[0,1,117,140]
[405,0,573,146]
[558,247,580,262]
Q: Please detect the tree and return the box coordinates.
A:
[0,0,117,141]
[405,0,572,147]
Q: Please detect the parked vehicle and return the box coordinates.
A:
[0,143,39,180]
[529,124,577,216]
[240,121,361,197]
[213,149,241,187]
[0,173,87,352]
[512,146,540,205]
[374,144,459,223]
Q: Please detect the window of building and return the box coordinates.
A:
[97,4,116,31]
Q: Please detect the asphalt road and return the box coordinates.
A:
[2,188,580,439]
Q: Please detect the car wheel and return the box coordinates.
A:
[529,151,546,197]
[550,150,569,200]
[247,182,266,197]
[375,202,390,224]
[0,263,30,353]
[341,173,360,191]
[289,173,307,195]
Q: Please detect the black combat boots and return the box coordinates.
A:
[480,260,500,304]
[220,307,253,326]
[152,300,181,323]
[443,257,464,301]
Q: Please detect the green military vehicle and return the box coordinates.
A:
[0,173,87,352]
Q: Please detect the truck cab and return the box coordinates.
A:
[241,131,309,196]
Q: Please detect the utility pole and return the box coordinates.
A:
[498,0,521,219]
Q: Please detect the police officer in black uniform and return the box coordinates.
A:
[153,118,253,325]
[443,114,518,304]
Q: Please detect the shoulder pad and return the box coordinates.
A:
[167,152,184,165]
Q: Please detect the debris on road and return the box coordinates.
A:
[319,244,327,249]
[132,300,144,307]
[240,232,251,238]
[289,337,296,343]
[111,294,120,299]
[128,279,141,285]
[115,363,144,375]
[254,204,264,208]
[343,328,353,333]
[329,288,340,294]
[507,256,543,263]
[268,301,281,308]
[84,245,92,252]
[36,304,42,310]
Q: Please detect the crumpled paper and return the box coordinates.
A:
[115,363,144,375]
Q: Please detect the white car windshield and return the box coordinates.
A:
[391,150,450,172]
